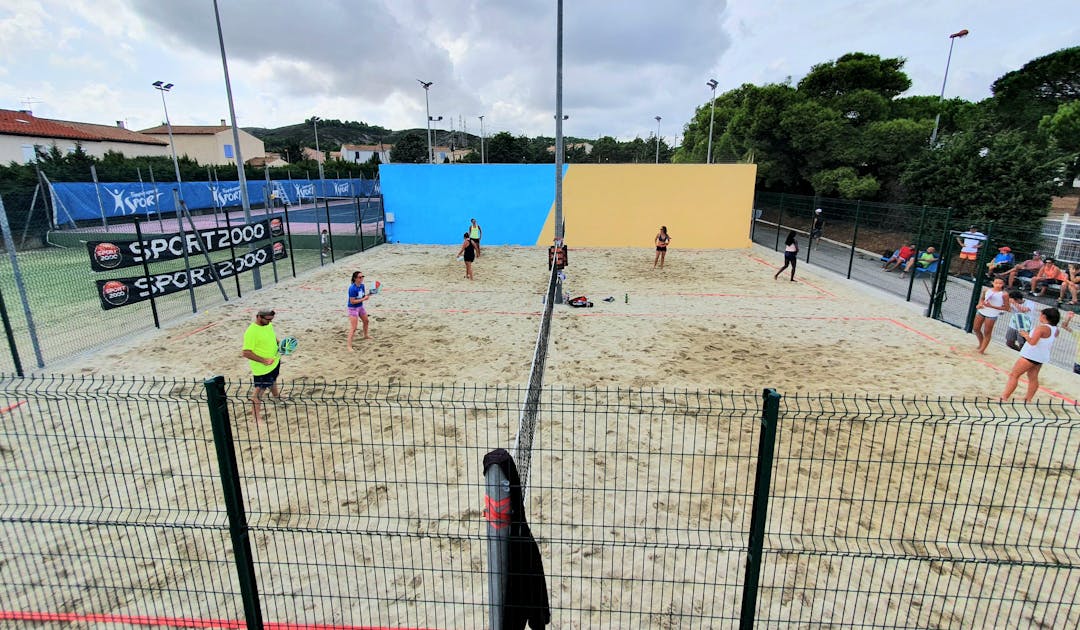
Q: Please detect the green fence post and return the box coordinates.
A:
[963,222,994,333]
[204,376,264,630]
[905,205,929,302]
[739,388,782,630]
[930,208,953,320]
[846,201,861,279]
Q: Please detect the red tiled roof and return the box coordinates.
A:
[0,109,98,141]
[48,119,167,145]
[341,143,392,151]
[0,109,166,145]
[139,125,230,135]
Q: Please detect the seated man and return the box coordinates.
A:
[1002,251,1043,288]
[1031,257,1065,297]
[882,243,916,272]
[986,246,1014,275]
[901,247,939,278]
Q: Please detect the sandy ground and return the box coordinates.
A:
[65,243,1080,401]
[6,244,1078,628]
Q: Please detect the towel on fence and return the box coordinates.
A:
[483,448,551,629]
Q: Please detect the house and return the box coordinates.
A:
[339,143,393,164]
[247,152,289,168]
[432,145,474,163]
[0,109,169,163]
[139,119,265,166]
[302,147,326,163]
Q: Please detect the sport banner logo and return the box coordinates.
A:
[96,241,289,310]
[86,215,285,272]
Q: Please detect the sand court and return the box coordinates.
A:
[61,243,1080,403]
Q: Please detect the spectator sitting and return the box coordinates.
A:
[986,246,1015,275]
[882,243,916,272]
[901,247,939,278]
[1059,263,1080,305]
[1002,251,1043,288]
[1031,257,1065,297]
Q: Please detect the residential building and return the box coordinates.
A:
[0,109,169,163]
[546,142,594,155]
[140,119,264,166]
[247,152,290,168]
[339,143,393,164]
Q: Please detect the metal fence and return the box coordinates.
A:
[2,375,1077,628]
[0,192,385,374]
[752,192,1080,373]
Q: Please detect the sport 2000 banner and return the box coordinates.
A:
[86,215,285,272]
[96,241,288,310]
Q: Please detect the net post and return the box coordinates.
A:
[323,196,335,263]
[133,219,162,328]
[0,284,24,376]
[774,193,784,251]
[846,201,861,279]
[484,454,511,630]
[204,375,264,630]
[906,204,929,302]
[740,387,781,630]
[964,222,994,333]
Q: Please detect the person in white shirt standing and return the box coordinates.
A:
[1000,307,1060,402]
[955,225,985,279]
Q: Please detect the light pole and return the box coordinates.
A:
[478,115,485,163]
[417,80,434,163]
[151,81,184,196]
[212,0,259,289]
[312,115,325,184]
[429,116,443,162]
[706,78,718,164]
[654,116,662,164]
[930,29,969,146]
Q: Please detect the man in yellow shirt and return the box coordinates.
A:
[241,308,283,422]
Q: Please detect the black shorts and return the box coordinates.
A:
[784,251,797,262]
[1018,270,1036,279]
[470,238,480,247]
[656,246,667,252]
[253,362,280,389]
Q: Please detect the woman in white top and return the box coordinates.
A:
[974,277,1009,354]
[1000,307,1060,402]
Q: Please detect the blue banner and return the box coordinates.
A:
[51,178,379,223]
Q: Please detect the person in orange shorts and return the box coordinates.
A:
[955,225,985,279]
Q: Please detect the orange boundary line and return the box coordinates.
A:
[948,345,1076,404]
[171,321,219,341]
[744,253,835,297]
[0,400,27,414]
[0,610,434,630]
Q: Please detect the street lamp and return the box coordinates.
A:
[429,116,443,162]
[151,81,184,196]
[654,116,662,164]
[930,29,969,146]
[706,78,718,164]
[417,79,434,163]
[478,115,485,163]
[311,116,325,182]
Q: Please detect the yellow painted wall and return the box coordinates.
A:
[537,164,757,248]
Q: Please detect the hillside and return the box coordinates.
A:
[244,119,478,153]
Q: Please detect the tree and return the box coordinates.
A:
[389,132,428,164]
[485,132,527,163]
[900,124,1065,225]
[991,46,1080,130]
[797,53,912,100]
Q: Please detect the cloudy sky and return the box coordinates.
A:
[1,0,1077,144]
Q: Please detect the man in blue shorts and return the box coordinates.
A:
[241,308,283,422]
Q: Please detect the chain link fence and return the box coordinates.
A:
[0,187,385,374]
[2,376,1077,627]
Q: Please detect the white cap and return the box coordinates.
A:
[815,208,822,213]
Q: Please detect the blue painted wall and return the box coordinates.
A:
[380,164,566,245]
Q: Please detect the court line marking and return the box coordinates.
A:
[744,253,836,297]
[0,400,27,414]
[0,610,433,630]
[171,321,220,341]
[949,345,1076,404]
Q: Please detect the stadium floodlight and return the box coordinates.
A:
[151,81,184,197]
[706,79,718,164]
[654,116,662,164]
[418,80,435,163]
[478,115,485,163]
[930,29,969,146]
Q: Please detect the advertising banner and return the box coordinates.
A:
[86,215,285,271]
[96,241,289,310]
[52,178,377,222]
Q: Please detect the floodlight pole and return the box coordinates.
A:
[152,81,184,199]
[654,116,662,164]
[706,79,718,163]
[479,115,485,163]
[930,29,969,146]
[555,0,564,241]
[213,0,260,289]
[418,80,434,163]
